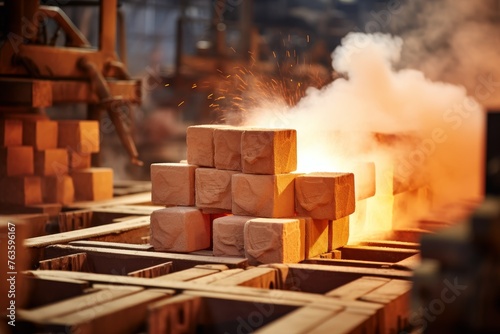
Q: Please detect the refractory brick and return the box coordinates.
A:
[58,121,99,153]
[212,215,256,257]
[0,146,33,176]
[241,128,297,175]
[232,173,296,218]
[68,151,92,170]
[244,218,304,265]
[187,125,230,167]
[151,163,197,206]
[195,168,238,210]
[34,148,68,176]
[150,207,210,252]
[0,176,42,205]
[0,119,22,147]
[295,172,355,220]
[214,127,244,171]
[23,120,58,150]
[71,168,113,201]
[297,216,329,259]
[42,175,75,205]
[329,216,350,250]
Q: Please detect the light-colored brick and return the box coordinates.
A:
[213,215,256,257]
[23,120,58,150]
[34,149,68,176]
[232,173,296,218]
[150,207,210,252]
[195,168,237,210]
[241,128,297,175]
[297,216,329,259]
[0,119,22,146]
[0,146,33,176]
[187,125,229,167]
[214,127,243,171]
[244,218,304,265]
[71,168,113,201]
[151,163,196,206]
[295,172,355,220]
[329,216,350,250]
[58,121,99,153]
[0,176,42,205]
[42,175,75,205]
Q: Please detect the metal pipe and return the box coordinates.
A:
[78,57,143,166]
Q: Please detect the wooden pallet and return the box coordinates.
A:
[2,191,457,333]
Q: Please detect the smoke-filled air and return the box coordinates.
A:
[240,33,485,239]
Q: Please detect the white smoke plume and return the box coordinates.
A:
[242,32,484,235]
[392,0,500,108]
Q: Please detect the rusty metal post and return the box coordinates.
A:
[99,0,117,55]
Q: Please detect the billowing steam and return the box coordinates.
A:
[240,33,484,238]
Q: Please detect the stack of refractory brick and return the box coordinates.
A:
[150,125,363,265]
[0,118,113,208]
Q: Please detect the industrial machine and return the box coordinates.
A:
[0,0,142,165]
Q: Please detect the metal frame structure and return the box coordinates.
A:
[0,0,142,165]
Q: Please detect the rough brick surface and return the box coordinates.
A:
[150,207,210,252]
[241,128,297,175]
[71,168,113,201]
[244,218,304,265]
[213,215,256,257]
[232,173,296,218]
[195,168,237,210]
[151,163,196,206]
[187,125,229,167]
[214,127,244,171]
[295,172,355,220]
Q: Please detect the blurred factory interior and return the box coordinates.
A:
[5,0,419,180]
[1,0,500,333]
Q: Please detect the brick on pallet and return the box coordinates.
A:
[42,175,75,205]
[329,216,350,251]
[71,168,113,201]
[297,216,329,259]
[0,119,22,146]
[68,151,92,170]
[241,128,297,175]
[150,207,210,252]
[151,163,196,206]
[58,120,99,153]
[186,125,229,167]
[0,146,33,176]
[232,173,296,218]
[34,148,68,176]
[0,176,42,205]
[212,215,257,257]
[244,218,304,265]
[295,172,355,220]
[23,120,58,150]
[195,168,238,211]
[213,126,244,171]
